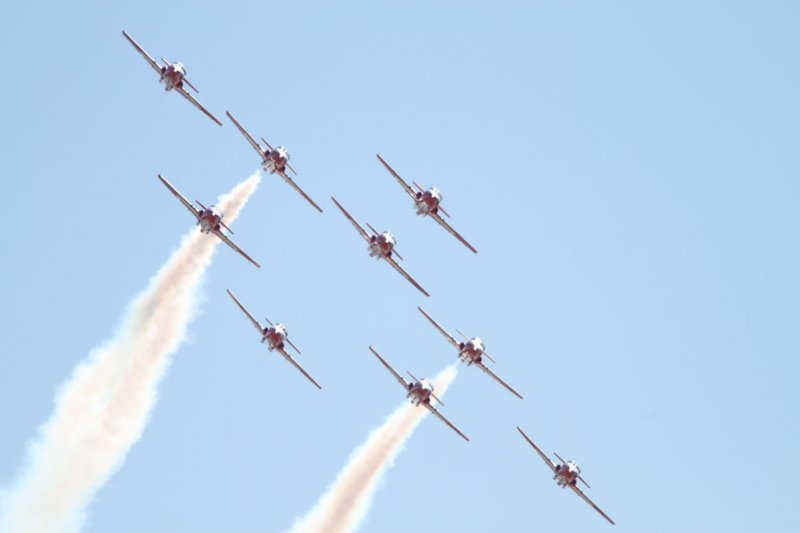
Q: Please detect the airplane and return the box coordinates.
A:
[157,174,260,268]
[122,31,223,126]
[331,197,430,297]
[226,111,323,213]
[517,426,615,525]
[369,346,468,441]
[418,307,523,399]
[376,154,477,254]
[226,289,322,389]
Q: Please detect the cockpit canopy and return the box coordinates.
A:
[428,187,442,200]
[274,323,287,336]
[172,62,186,74]
[275,146,291,161]
[209,206,223,219]
[382,231,396,245]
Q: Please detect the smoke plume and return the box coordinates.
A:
[0,174,260,533]
[289,364,458,533]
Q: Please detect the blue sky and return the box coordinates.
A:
[1,1,799,531]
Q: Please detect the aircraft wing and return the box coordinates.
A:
[122,30,162,75]
[384,255,431,297]
[376,154,416,200]
[226,289,264,335]
[429,211,478,254]
[175,86,223,126]
[277,171,323,213]
[157,174,200,219]
[417,307,459,350]
[476,361,524,399]
[517,426,558,473]
[212,228,261,268]
[570,484,615,525]
[331,197,370,243]
[423,402,470,441]
[226,111,266,158]
[277,347,323,389]
[369,346,410,391]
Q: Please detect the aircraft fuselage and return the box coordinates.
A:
[368,232,396,259]
[262,325,288,351]
[262,147,290,174]
[458,338,485,365]
[407,380,434,406]
[554,461,581,488]
[197,208,222,234]
[159,63,186,91]
[414,188,442,216]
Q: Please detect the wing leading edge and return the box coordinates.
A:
[176,87,223,126]
[213,228,261,268]
[331,197,371,242]
[476,362,524,399]
[122,30,161,75]
[226,111,266,157]
[417,306,460,350]
[376,153,416,200]
[157,174,200,219]
[383,255,430,297]
[570,484,616,525]
[277,347,323,390]
[369,346,410,390]
[517,426,557,472]
[429,211,478,254]
[423,402,470,442]
[277,170,323,213]
[226,289,264,334]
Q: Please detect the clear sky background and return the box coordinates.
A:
[1,1,798,532]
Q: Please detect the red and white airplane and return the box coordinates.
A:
[226,111,323,213]
[331,197,430,297]
[517,426,615,525]
[157,174,260,268]
[122,31,223,126]
[369,346,469,441]
[227,289,322,389]
[418,307,523,399]
[377,154,477,254]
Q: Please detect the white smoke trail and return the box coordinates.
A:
[289,364,458,533]
[0,174,260,533]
